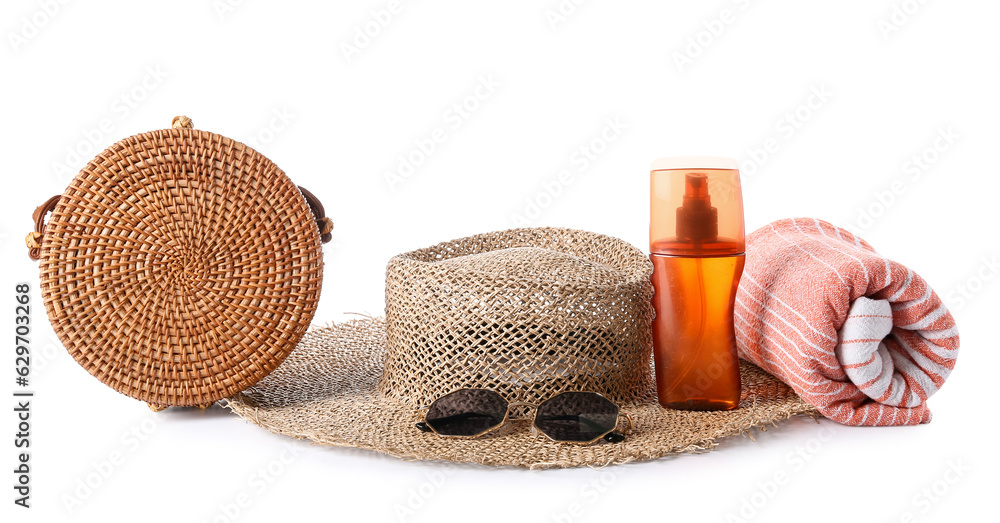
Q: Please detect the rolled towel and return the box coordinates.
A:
[735,218,959,426]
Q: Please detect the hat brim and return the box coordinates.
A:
[225,318,818,469]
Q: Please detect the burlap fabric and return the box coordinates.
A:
[226,228,817,468]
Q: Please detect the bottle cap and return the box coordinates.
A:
[650,156,738,171]
[650,157,745,256]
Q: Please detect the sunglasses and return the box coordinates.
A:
[415,389,633,444]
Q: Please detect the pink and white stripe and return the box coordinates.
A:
[735,218,959,426]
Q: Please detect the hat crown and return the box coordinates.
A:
[378,227,656,407]
[431,246,632,285]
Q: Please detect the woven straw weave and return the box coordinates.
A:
[227,228,818,468]
[381,228,656,407]
[36,121,325,407]
[227,318,817,469]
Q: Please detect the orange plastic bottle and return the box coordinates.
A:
[650,157,745,410]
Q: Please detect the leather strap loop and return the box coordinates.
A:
[298,186,333,244]
[27,194,61,261]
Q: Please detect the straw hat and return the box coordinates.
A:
[226,227,816,468]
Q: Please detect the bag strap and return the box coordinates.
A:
[298,185,334,244]
[177,115,332,244]
[26,194,61,261]
[26,185,333,261]
[27,114,332,261]
[26,184,333,259]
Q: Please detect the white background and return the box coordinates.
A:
[2,1,997,522]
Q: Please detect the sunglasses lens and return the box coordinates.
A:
[425,389,508,437]
[535,392,619,443]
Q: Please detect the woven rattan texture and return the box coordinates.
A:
[379,228,656,407]
[39,127,324,407]
[227,318,819,469]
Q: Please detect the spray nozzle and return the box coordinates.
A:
[685,173,709,198]
[676,173,718,242]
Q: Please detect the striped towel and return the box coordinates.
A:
[735,218,959,426]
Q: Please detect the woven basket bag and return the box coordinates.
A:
[25,116,332,410]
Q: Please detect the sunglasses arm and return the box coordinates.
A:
[413,405,433,432]
[621,412,634,434]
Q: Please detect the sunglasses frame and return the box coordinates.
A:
[416,388,634,445]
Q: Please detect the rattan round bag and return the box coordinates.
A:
[25,116,332,410]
